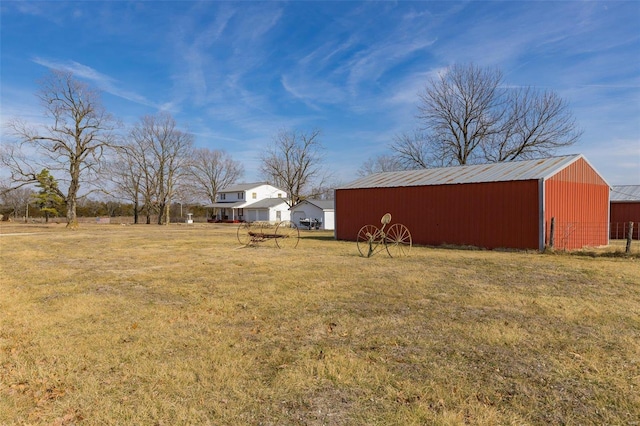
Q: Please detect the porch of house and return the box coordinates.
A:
[207,205,246,223]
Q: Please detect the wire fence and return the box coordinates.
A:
[610,222,640,240]
[547,220,638,251]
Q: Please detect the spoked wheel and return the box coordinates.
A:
[275,220,300,248]
[384,223,412,257]
[357,224,385,258]
[237,222,252,245]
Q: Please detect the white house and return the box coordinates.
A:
[290,199,335,230]
[207,182,288,222]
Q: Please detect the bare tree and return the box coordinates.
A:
[0,183,33,220]
[414,63,504,166]
[129,113,193,225]
[393,63,581,168]
[357,153,406,177]
[307,181,343,200]
[2,71,116,228]
[188,148,244,205]
[259,128,327,206]
[483,87,581,161]
[105,143,145,224]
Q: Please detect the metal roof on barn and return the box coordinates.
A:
[339,154,603,189]
[610,185,640,202]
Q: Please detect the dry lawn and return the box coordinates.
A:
[1,222,639,425]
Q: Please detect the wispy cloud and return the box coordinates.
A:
[4,1,635,184]
[299,37,359,69]
[279,6,439,112]
[280,75,346,110]
[342,38,437,95]
[563,137,640,184]
[31,57,164,110]
[0,86,50,129]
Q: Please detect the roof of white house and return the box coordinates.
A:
[292,199,335,211]
[207,201,246,209]
[611,185,640,202]
[219,182,272,193]
[338,154,607,189]
[244,198,289,209]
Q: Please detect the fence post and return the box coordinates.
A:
[626,222,634,254]
[549,217,555,249]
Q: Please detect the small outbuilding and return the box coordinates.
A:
[336,154,609,251]
[610,185,640,239]
[289,199,335,230]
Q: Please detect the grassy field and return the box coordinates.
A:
[1,222,638,425]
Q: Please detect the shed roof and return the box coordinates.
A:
[611,185,640,202]
[292,199,335,211]
[339,154,604,189]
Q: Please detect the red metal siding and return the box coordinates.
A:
[544,158,609,249]
[336,180,540,250]
[610,202,640,239]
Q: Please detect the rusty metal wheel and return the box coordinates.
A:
[385,223,412,257]
[275,220,299,248]
[237,222,252,245]
[357,224,385,257]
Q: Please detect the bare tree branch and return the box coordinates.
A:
[357,153,406,177]
[416,63,504,166]
[127,113,193,225]
[188,148,244,205]
[389,63,582,169]
[484,87,582,162]
[259,128,326,206]
[0,183,33,219]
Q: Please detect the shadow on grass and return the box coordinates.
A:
[543,248,638,259]
[300,233,336,242]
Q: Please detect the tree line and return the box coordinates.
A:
[2,64,580,226]
[0,188,214,223]
[1,71,331,226]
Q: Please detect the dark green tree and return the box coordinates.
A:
[32,169,64,223]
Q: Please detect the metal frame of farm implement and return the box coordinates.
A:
[237,220,300,248]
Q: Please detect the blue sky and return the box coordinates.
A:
[1,1,639,186]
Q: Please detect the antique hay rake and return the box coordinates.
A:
[237,220,300,248]
[357,213,412,257]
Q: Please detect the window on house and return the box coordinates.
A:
[252,192,257,199]
[238,192,243,199]
[220,193,226,200]
[277,193,282,198]
[276,211,281,221]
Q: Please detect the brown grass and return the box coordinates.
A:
[1,222,639,425]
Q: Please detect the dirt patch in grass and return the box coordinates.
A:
[1,223,639,424]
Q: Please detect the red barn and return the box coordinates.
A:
[336,154,609,251]
[610,185,640,240]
